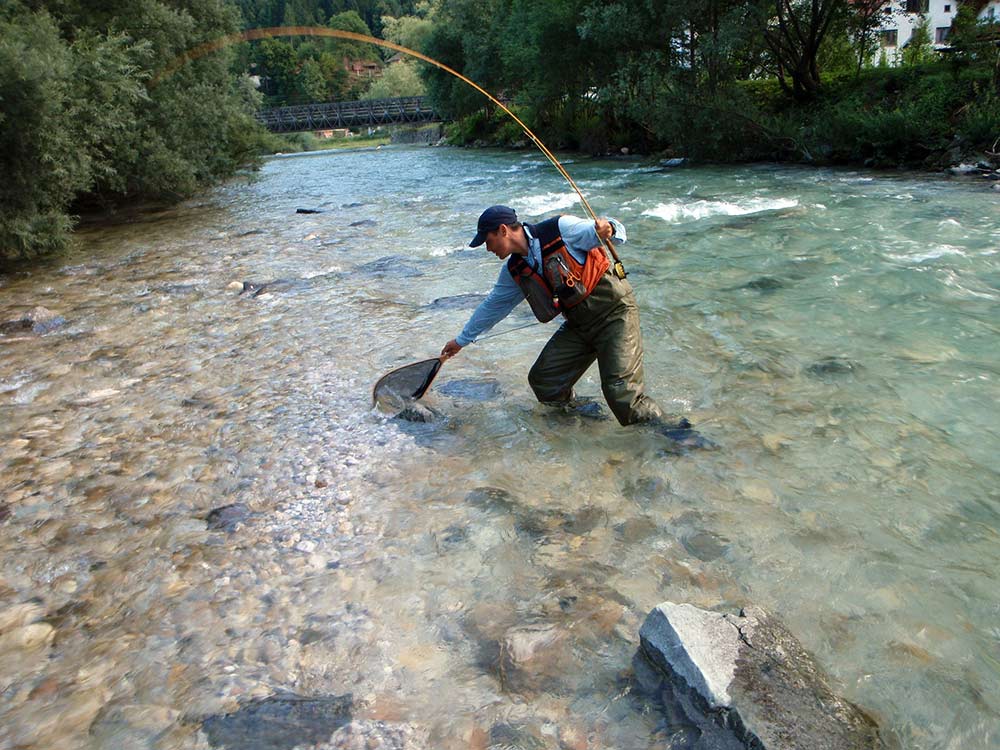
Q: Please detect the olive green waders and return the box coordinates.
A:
[528,272,665,426]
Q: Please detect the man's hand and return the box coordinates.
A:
[441,339,463,359]
[595,219,615,242]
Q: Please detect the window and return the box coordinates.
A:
[880,29,899,47]
[943,4,950,11]
[905,0,929,12]
[935,27,950,43]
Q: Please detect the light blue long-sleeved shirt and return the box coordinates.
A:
[456,215,627,346]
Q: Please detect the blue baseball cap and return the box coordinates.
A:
[469,205,518,247]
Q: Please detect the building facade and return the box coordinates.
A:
[877,1,958,56]
[876,0,1000,57]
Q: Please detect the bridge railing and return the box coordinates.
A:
[256,96,440,133]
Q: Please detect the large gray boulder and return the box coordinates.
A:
[640,603,883,750]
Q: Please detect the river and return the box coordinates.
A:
[1,146,998,749]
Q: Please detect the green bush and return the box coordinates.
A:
[958,93,1000,146]
[0,0,267,262]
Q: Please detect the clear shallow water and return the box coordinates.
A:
[1,147,998,749]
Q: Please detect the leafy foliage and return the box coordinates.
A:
[361,60,426,98]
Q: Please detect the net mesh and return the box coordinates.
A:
[372,358,442,411]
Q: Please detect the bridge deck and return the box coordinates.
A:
[257,96,440,133]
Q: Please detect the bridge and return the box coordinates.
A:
[256,96,442,133]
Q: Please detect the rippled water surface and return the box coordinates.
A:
[1,147,998,749]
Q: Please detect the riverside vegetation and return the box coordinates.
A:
[3,0,998,262]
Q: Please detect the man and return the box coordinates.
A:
[441,205,690,431]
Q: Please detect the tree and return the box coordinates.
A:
[759,0,848,100]
[421,0,506,118]
[361,59,426,97]
[901,14,935,66]
[256,38,300,101]
[1,0,264,260]
[847,0,894,73]
[328,9,381,62]
[381,12,435,52]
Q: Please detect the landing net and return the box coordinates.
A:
[372,358,442,411]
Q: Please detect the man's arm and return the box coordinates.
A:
[558,215,627,255]
[441,266,523,358]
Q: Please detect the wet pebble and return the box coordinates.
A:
[680,530,731,562]
[200,693,353,750]
[807,356,861,377]
[322,719,428,749]
[205,504,251,532]
[465,486,519,514]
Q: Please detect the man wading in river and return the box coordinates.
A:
[441,205,698,440]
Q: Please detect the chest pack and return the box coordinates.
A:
[506,216,610,322]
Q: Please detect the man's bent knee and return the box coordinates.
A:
[528,364,574,404]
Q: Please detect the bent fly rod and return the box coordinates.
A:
[154,26,628,278]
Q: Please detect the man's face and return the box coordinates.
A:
[484,224,515,259]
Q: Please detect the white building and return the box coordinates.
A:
[979,1,1000,21]
[876,0,1000,58]
[876,1,959,55]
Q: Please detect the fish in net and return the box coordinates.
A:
[372,358,443,416]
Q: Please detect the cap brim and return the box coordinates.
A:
[469,231,487,248]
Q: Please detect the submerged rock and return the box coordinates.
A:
[740,276,785,293]
[199,693,352,750]
[656,424,719,454]
[807,356,860,377]
[204,503,251,532]
[426,293,487,310]
[295,208,324,214]
[680,529,730,562]
[435,378,502,402]
[464,486,519,514]
[639,602,883,750]
[239,279,305,298]
[355,256,423,279]
[0,306,65,335]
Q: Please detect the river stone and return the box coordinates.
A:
[435,378,502,401]
[355,256,423,278]
[741,276,785,293]
[200,693,352,750]
[205,503,251,532]
[240,279,306,298]
[680,530,730,562]
[806,357,860,377]
[464,486,519,514]
[0,306,65,335]
[488,722,546,750]
[426,293,487,310]
[639,603,883,750]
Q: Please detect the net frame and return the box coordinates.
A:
[372,358,443,408]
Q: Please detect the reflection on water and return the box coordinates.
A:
[1,149,998,749]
